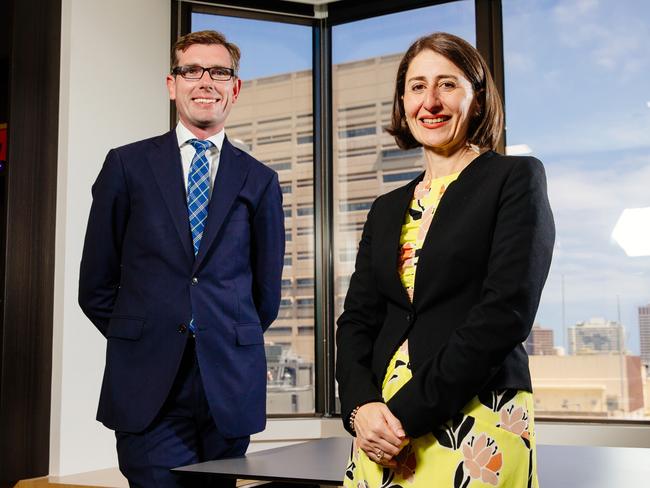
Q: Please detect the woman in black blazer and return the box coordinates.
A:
[337,33,554,488]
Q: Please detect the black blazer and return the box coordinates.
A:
[336,151,555,438]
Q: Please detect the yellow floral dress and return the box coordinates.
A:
[344,173,539,488]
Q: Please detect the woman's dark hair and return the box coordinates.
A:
[386,32,503,150]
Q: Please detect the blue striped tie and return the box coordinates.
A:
[187,138,213,334]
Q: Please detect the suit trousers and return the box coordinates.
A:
[115,337,250,487]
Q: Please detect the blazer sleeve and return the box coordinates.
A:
[251,171,285,331]
[336,200,387,434]
[78,149,130,336]
[387,157,555,437]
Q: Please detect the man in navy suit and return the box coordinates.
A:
[79,30,285,487]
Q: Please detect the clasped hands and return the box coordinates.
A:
[353,402,409,468]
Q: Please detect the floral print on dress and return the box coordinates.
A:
[432,413,475,450]
[398,173,459,301]
[459,433,503,486]
[479,389,518,413]
[499,404,530,443]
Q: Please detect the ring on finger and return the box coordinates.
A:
[376,449,384,462]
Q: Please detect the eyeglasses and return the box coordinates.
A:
[171,65,236,81]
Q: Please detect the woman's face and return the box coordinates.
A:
[403,49,477,153]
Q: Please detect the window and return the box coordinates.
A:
[297,297,315,318]
[297,205,314,216]
[297,134,313,144]
[268,161,292,172]
[296,226,313,237]
[193,11,315,414]
[381,147,422,160]
[185,0,650,426]
[338,248,357,263]
[503,0,650,421]
[338,125,377,139]
[297,277,315,288]
[383,170,422,183]
[339,200,373,213]
[257,133,292,145]
[332,0,476,413]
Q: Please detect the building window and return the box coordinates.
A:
[297,134,313,144]
[268,161,292,172]
[381,147,423,160]
[257,133,292,145]
[297,205,314,216]
[383,170,422,183]
[338,125,377,138]
[339,200,373,213]
[297,277,314,288]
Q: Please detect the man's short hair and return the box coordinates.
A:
[171,30,241,76]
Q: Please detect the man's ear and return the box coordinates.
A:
[166,74,176,101]
[231,77,242,103]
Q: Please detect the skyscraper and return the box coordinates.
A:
[639,304,650,367]
[525,323,556,355]
[568,317,625,355]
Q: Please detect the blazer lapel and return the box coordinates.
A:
[412,150,493,306]
[376,174,423,309]
[148,131,194,261]
[192,137,249,273]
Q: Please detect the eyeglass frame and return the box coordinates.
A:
[171,65,237,81]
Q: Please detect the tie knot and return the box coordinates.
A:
[188,139,214,153]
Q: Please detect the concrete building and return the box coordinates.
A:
[568,317,626,355]
[525,323,556,355]
[529,354,646,418]
[226,54,423,366]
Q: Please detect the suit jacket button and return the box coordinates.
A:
[191,277,199,285]
[178,324,187,333]
[406,313,412,322]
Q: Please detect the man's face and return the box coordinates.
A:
[167,43,241,137]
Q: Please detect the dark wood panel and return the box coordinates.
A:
[0,0,61,486]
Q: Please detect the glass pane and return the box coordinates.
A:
[332,2,476,411]
[192,13,315,414]
[503,0,650,420]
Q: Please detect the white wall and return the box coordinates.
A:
[52,0,170,475]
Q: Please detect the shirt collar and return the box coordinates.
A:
[175,121,225,152]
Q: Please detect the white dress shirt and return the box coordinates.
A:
[175,121,225,196]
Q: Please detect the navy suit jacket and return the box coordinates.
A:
[79,130,285,437]
[336,151,555,438]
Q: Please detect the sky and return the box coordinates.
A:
[193,0,650,354]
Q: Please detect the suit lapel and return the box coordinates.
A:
[376,174,423,309]
[193,137,250,273]
[148,131,194,261]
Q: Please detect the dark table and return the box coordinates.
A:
[174,436,650,487]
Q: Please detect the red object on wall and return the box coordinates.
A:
[0,123,6,161]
